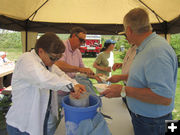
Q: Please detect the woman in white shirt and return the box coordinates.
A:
[6,33,85,135]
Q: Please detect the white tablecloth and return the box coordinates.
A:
[55,97,134,135]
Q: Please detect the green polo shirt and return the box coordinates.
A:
[95,52,110,76]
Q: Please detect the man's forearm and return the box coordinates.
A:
[120,74,128,81]
[55,61,79,73]
[125,86,172,106]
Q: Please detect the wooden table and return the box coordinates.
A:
[0,63,14,78]
[0,63,14,94]
[55,97,134,135]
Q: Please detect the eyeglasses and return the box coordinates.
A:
[76,34,86,44]
[47,53,62,62]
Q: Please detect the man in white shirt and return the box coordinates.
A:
[47,27,101,135]
[6,32,85,135]
[107,34,137,109]
[108,44,136,84]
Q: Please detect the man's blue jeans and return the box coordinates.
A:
[6,124,30,135]
[130,111,172,135]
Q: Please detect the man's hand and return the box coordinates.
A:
[70,84,86,99]
[79,67,95,76]
[112,63,122,71]
[107,75,122,83]
[100,84,122,98]
[86,74,103,83]
[94,75,103,83]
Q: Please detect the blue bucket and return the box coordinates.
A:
[62,95,100,135]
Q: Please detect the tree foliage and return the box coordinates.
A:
[0,31,179,57]
[0,31,21,48]
[170,34,180,55]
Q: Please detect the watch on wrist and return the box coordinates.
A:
[120,86,126,97]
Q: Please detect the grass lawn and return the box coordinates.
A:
[82,51,180,120]
[1,48,22,61]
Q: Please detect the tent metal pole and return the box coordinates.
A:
[25,20,29,52]
[25,31,28,52]
[138,0,165,22]
[138,0,169,36]
[27,0,49,20]
[164,21,168,39]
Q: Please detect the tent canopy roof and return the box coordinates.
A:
[0,0,180,35]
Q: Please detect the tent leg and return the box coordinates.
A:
[25,31,28,52]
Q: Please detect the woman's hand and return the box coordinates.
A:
[70,84,86,99]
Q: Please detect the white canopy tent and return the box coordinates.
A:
[0,0,180,51]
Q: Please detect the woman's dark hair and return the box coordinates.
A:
[35,32,65,54]
[100,43,112,52]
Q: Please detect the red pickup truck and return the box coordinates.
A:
[79,35,102,57]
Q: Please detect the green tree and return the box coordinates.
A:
[170,34,180,55]
[101,37,105,47]
[111,35,115,40]
[0,31,21,48]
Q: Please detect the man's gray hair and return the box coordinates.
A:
[69,26,87,38]
[123,8,152,34]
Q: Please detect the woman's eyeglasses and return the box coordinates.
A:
[76,34,86,44]
[47,53,62,62]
